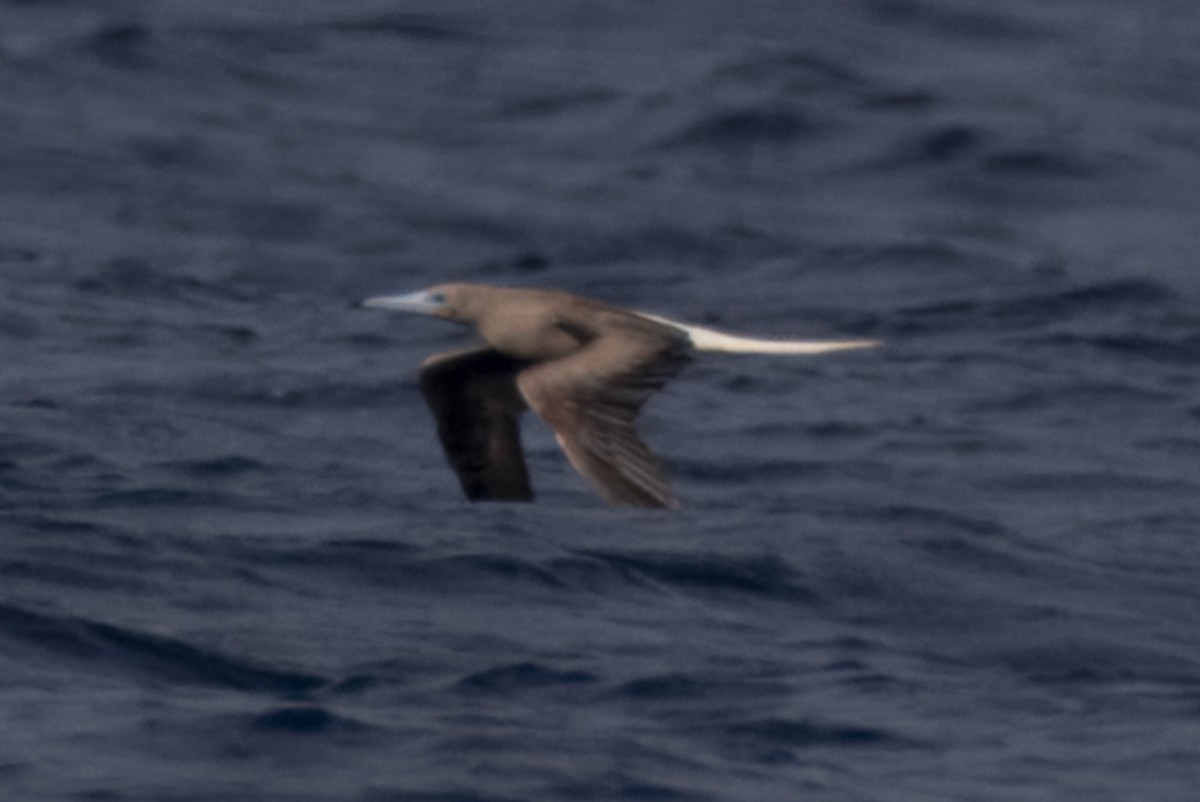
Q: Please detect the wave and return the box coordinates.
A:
[453,662,598,695]
[722,716,914,750]
[659,106,819,151]
[894,278,1178,334]
[572,549,815,603]
[0,602,325,694]
[250,704,371,734]
[73,257,257,304]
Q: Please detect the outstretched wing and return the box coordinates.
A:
[517,321,692,508]
[419,347,533,501]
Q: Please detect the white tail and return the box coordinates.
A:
[635,312,881,355]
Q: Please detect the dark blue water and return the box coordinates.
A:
[3,1,1200,800]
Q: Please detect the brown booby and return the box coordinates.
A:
[363,283,879,508]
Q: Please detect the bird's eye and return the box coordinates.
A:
[427,292,447,305]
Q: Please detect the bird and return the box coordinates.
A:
[362,283,879,508]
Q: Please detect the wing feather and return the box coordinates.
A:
[517,321,692,508]
[420,347,533,501]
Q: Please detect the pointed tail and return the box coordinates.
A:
[635,312,881,355]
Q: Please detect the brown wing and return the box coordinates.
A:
[419,347,533,502]
[516,321,692,508]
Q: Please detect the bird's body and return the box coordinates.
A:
[363,283,878,508]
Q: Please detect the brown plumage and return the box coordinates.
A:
[363,283,879,508]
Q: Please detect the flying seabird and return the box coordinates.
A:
[363,283,879,508]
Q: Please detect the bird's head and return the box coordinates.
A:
[360,283,470,322]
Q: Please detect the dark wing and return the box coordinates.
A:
[516,322,692,508]
[419,347,533,502]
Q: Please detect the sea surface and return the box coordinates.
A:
[2,1,1200,800]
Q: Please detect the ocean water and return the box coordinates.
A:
[3,1,1200,800]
